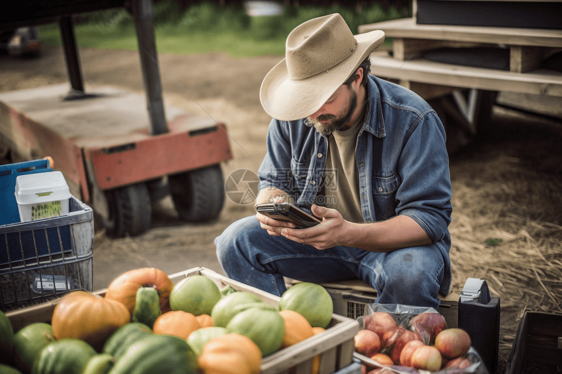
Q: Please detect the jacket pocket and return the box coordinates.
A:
[372,174,401,221]
[290,157,308,193]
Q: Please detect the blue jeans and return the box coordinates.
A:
[215,216,446,309]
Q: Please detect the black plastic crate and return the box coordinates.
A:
[505,310,562,374]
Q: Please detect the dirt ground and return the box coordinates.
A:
[1,45,562,373]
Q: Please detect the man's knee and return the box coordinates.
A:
[215,215,262,264]
[380,247,444,307]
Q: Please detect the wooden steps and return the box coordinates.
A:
[360,18,562,73]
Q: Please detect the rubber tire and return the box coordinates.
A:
[102,183,152,238]
[169,164,225,222]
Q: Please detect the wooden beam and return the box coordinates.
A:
[359,18,562,48]
[393,38,488,61]
[400,80,460,100]
[369,51,562,97]
[510,46,543,73]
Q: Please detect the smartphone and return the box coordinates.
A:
[255,202,321,228]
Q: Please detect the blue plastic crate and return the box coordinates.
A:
[0,196,94,312]
[0,159,52,226]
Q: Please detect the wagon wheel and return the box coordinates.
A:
[429,89,497,154]
[102,182,152,238]
[168,164,225,222]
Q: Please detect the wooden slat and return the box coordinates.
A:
[399,80,460,100]
[338,339,355,369]
[319,346,337,374]
[393,38,489,61]
[369,51,562,97]
[360,18,562,48]
[295,358,313,374]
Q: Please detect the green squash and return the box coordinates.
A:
[278,282,333,328]
[226,307,285,357]
[131,287,161,328]
[220,285,237,298]
[33,339,96,374]
[211,292,264,328]
[13,323,56,374]
[0,310,14,365]
[0,363,22,374]
[186,327,226,356]
[169,275,221,316]
[102,323,152,360]
[82,354,114,374]
[108,335,197,374]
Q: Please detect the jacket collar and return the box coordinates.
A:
[362,75,386,138]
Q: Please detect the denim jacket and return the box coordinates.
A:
[258,75,452,294]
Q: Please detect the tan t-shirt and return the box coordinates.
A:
[321,122,364,223]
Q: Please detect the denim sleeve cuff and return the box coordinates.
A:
[400,210,437,243]
[258,181,286,192]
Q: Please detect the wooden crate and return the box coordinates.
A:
[505,310,562,374]
[6,267,359,374]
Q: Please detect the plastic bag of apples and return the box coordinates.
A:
[354,304,489,374]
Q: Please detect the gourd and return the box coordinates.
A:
[153,311,200,340]
[108,334,198,374]
[0,310,14,365]
[51,291,130,350]
[33,339,96,374]
[131,287,161,328]
[279,310,314,347]
[12,323,56,374]
[226,307,285,356]
[102,323,152,360]
[105,268,173,315]
[278,282,333,328]
[198,334,261,374]
[211,292,265,328]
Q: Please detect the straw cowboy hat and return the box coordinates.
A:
[260,13,385,122]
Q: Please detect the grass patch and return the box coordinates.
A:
[38,1,406,57]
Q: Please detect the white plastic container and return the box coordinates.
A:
[14,171,71,222]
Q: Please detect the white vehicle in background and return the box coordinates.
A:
[0,27,40,57]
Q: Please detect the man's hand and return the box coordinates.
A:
[280,204,350,250]
[255,193,296,236]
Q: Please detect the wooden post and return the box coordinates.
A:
[59,16,84,93]
[510,46,543,73]
[132,0,168,136]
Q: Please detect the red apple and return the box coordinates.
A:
[354,330,382,357]
[408,312,447,345]
[399,339,425,367]
[370,353,394,366]
[445,356,473,369]
[381,325,406,351]
[434,328,471,359]
[365,312,397,338]
[389,329,422,364]
[367,369,394,374]
[411,346,442,371]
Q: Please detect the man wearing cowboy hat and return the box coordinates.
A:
[215,14,452,308]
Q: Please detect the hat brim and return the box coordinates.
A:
[260,30,385,122]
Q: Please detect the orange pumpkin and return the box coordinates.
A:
[196,314,214,328]
[105,268,173,314]
[52,291,130,350]
[280,310,314,347]
[153,311,200,339]
[198,334,261,374]
[311,327,325,374]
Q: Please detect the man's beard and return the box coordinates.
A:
[308,87,358,137]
